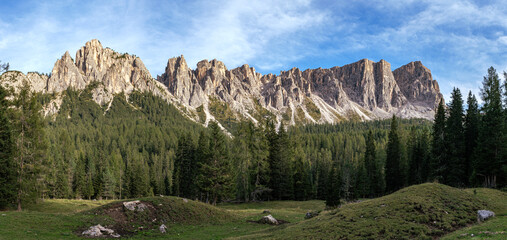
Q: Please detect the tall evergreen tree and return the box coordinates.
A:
[431,99,446,182]
[325,161,341,207]
[197,122,233,204]
[276,123,294,200]
[475,67,505,187]
[266,122,294,200]
[444,88,465,186]
[173,133,196,198]
[464,91,480,185]
[12,83,47,210]
[0,85,16,209]
[385,115,402,193]
[293,145,311,201]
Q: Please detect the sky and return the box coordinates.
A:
[1,0,506,102]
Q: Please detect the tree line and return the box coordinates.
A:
[0,66,505,210]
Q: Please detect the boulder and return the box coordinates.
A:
[159,224,167,233]
[82,224,120,238]
[259,215,279,225]
[123,200,148,212]
[305,211,319,219]
[477,210,495,222]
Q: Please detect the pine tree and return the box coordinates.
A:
[431,99,446,182]
[293,145,311,201]
[0,85,16,209]
[174,133,196,198]
[475,67,505,187]
[12,83,47,210]
[385,115,402,193]
[316,149,331,200]
[275,123,294,200]
[464,91,479,185]
[195,130,209,201]
[444,88,465,187]
[364,130,375,197]
[197,122,233,204]
[325,161,341,207]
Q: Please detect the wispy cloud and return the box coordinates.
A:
[0,0,506,102]
[0,0,330,76]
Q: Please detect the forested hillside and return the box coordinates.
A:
[0,66,506,211]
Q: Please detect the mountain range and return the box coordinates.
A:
[0,39,443,128]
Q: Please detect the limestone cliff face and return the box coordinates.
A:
[3,39,170,108]
[0,39,443,125]
[158,57,443,124]
[393,61,443,108]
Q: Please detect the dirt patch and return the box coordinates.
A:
[84,201,160,237]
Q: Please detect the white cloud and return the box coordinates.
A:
[0,0,330,76]
[498,36,507,45]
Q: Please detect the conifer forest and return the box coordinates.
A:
[0,66,506,211]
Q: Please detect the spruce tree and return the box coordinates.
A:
[464,91,479,185]
[444,88,465,187]
[293,145,310,201]
[174,133,196,198]
[0,85,15,209]
[12,83,47,210]
[475,67,505,187]
[385,115,402,193]
[325,161,341,207]
[431,99,446,182]
[364,130,376,197]
[276,123,294,200]
[197,122,233,204]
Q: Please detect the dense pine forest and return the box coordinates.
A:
[0,66,506,210]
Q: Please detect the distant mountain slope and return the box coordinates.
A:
[0,39,443,128]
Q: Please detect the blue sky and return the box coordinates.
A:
[1,0,506,102]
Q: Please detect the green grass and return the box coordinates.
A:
[237,183,507,240]
[196,105,206,123]
[0,197,324,239]
[441,188,507,239]
[304,97,321,121]
[0,184,505,239]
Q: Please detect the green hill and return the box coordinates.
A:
[238,183,507,239]
[84,196,237,237]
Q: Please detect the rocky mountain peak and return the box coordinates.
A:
[393,61,442,107]
[1,39,444,127]
[158,57,443,125]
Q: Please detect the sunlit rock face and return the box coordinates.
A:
[0,39,443,125]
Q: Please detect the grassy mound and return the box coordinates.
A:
[241,183,505,239]
[83,196,237,237]
[441,188,507,239]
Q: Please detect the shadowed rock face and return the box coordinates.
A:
[0,39,443,125]
[157,56,443,124]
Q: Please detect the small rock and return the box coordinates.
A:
[82,224,120,238]
[305,211,319,219]
[183,198,188,203]
[259,215,278,225]
[477,210,495,222]
[262,210,270,214]
[123,200,147,212]
[159,224,167,233]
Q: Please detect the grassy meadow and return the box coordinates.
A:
[0,183,504,239]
